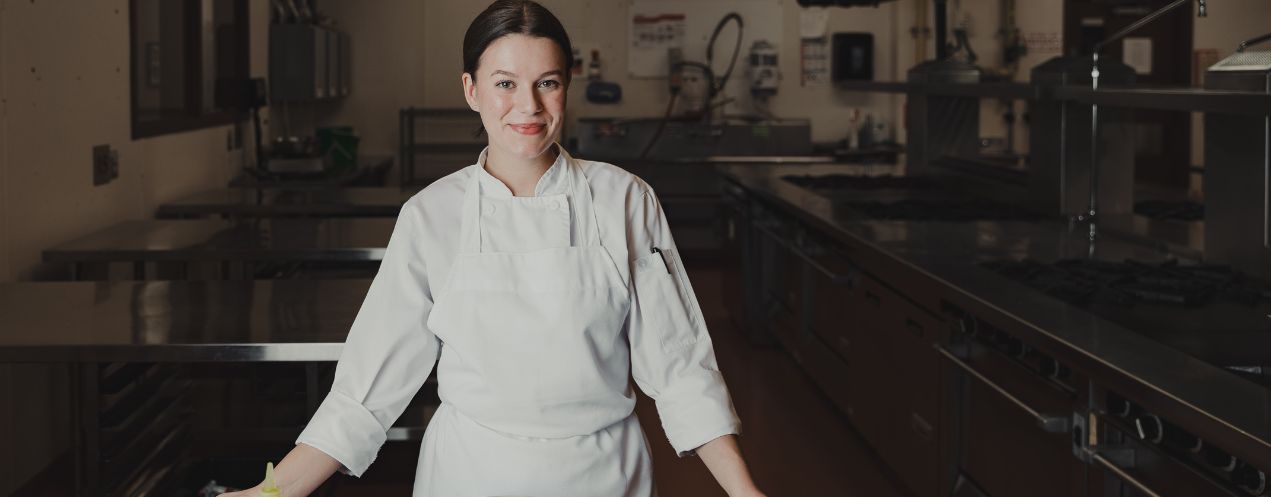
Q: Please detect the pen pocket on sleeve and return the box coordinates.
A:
[633,248,704,352]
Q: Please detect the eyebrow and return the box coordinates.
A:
[490,69,565,79]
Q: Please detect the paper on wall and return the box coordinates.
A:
[629,13,686,78]
[801,39,829,87]
[799,7,830,39]
[1123,37,1153,75]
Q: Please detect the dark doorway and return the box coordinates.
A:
[1064,0,1194,189]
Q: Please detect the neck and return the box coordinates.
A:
[483,144,558,197]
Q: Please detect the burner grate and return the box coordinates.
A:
[847,199,1044,222]
[1134,200,1205,222]
[781,174,937,191]
[982,259,1271,309]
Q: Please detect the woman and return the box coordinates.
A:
[224,1,763,496]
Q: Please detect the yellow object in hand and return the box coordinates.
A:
[259,462,281,497]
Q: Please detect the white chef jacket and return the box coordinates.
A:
[297,146,741,478]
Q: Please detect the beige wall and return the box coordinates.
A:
[0,0,269,493]
[0,0,10,492]
[316,0,907,156]
[1,0,8,284]
[0,0,270,282]
[307,0,429,158]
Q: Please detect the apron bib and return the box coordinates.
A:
[416,154,653,496]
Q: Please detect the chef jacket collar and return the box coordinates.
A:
[475,143,569,198]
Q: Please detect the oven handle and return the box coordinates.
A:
[935,345,1072,434]
[753,223,855,286]
[1087,450,1163,497]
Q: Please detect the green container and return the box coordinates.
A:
[317,126,359,171]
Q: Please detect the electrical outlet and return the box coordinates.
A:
[92,144,112,186]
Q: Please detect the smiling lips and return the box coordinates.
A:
[509,123,546,135]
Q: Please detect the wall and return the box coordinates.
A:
[306,0,429,160]
[0,0,269,493]
[0,0,10,492]
[313,0,906,162]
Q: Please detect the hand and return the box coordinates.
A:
[216,486,259,497]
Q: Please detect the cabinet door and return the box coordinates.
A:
[843,276,891,452]
[880,295,942,497]
[957,343,1081,497]
[808,251,861,362]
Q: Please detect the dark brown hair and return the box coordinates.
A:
[463,0,574,81]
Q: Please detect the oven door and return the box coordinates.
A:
[939,315,1085,497]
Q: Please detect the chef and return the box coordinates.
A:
[221,1,762,496]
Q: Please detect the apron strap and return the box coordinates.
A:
[454,144,603,255]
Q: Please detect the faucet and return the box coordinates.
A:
[1078,0,1208,241]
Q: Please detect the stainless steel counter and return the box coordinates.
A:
[0,279,370,362]
[718,163,1271,469]
[44,218,392,265]
[156,187,418,219]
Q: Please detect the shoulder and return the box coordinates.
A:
[576,158,655,211]
[401,166,472,213]
[396,165,473,232]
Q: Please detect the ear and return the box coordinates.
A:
[461,73,479,112]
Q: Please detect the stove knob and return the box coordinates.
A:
[1039,357,1059,378]
[1233,463,1268,495]
[1106,393,1134,418]
[1134,414,1164,444]
[1159,420,1202,453]
[1205,446,1239,472]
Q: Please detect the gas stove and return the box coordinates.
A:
[982,258,1271,384]
[1134,200,1205,222]
[781,174,937,191]
[847,199,1044,222]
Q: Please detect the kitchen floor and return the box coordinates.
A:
[14,266,912,497]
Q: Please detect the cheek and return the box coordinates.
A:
[544,92,567,119]
[478,93,513,123]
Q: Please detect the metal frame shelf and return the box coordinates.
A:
[836,79,1271,114]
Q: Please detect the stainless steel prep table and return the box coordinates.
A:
[0,279,367,362]
[43,218,392,279]
[0,279,431,497]
[155,187,418,219]
[719,164,1271,483]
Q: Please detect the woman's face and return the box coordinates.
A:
[462,34,568,162]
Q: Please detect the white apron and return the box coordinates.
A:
[415,156,655,497]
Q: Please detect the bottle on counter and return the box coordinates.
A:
[260,462,281,497]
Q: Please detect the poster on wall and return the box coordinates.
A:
[628,0,784,79]
[1123,37,1153,75]
[799,7,829,87]
[630,13,687,77]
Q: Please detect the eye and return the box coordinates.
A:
[495,80,514,89]
[537,79,561,89]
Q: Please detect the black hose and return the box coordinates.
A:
[640,92,680,159]
[706,13,744,98]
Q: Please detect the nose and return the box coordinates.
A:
[513,84,542,115]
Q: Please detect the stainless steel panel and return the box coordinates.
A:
[906,60,981,175]
[1028,56,1137,217]
[1204,63,1271,281]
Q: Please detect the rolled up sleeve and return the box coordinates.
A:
[296,200,442,476]
[626,188,741,457]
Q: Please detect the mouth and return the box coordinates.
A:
[508,123,546,135]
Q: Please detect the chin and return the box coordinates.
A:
[498,135,556,159]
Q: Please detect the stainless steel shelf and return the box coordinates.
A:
[834,79,1271,114]
[834,81,911,93]
[1051,86,1271,115]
